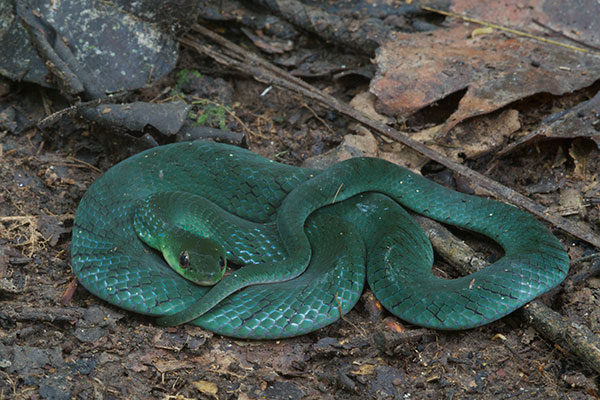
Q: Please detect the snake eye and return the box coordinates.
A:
[219,256,225,269]
[179,251,190,269]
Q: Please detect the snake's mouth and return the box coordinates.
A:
[191,254,227,286]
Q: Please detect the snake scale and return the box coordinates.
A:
[71,141,569,339]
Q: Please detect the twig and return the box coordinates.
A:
[65,156,103,173]
[189,96,258,140]
[571,252,600,266]
[531,19,600,52]
[299,100,336,136]
[563,257,600,292]
[373,329,438,354]
[421,6,600,56]
[182,26,600,249]
[517,302,600,373]
[414,215,600,374]
[0,370,17,398]
[36,93,128,129]
[0,305,85,323]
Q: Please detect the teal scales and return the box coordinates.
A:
[71,141,569,339]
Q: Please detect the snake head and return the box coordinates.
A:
[161,232,227,286]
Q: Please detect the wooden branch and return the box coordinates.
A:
[414,215,600,374]
[0,304,85,323]
[183,25,600,249]
[180,25,600,372]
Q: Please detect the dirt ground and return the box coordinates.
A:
[1,34,600,400]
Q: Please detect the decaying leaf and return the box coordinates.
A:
[351,363,376,376]
[453,0,600,48]
[350,92,394,124]
[498,90,600,157]
[153,359,193,374]
[569,138,594,178]
[371,0,600,131]
[438,109,521,160]
[557,188,586,216]
[192,380,218,399]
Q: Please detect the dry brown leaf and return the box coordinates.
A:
[440,109,521,160]
[349,91,394,124]
[569,138,594,178]
[557,188,585,216]
[192,380,218,399]
[153,359,193,374]
[351,363,376,376]
[371,0,600,131]
[453,0,600,47]
[499,90,600,157]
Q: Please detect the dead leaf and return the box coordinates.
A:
[378,124,441,170]
[438,109,521,160]
[343,126,379,156]
[569,138,594,178]
[192,380,218,399]
[557,188,585,216]
[498,90,600,157]
[521,327,537,345]
[153,359,193,373]
[349,92,394,124]
[453,0,600,48]
[371,0,600,131]
[350,363,376,376]
[126,351,156,373]
[37,215,70,247]
[128,360,149,373]
[303,127,378,169]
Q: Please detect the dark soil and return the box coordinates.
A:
[1,39,599,400]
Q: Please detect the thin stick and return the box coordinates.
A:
[421,6,600,55]
[415,215,600,374]
[531,18,600,52]
[181,29,600,249]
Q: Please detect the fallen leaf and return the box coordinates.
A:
[349,91,394,124]
[557,188,585,216]
[350,363,376,376]
[498,90,600,157]
[153,359,193,373]
[192,380,218,399]
[437,109,521,160]
[303,127,378,169]
[521,327,537,345]
[371,0,600,131]
[453,0,600,48]
[569,138,594,178]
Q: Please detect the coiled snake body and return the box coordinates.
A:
[71,141,569,339]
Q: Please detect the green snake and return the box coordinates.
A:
[71,141,569,339]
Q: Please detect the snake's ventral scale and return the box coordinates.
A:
[71,141,569,339]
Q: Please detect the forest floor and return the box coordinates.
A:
[1,2,600,400]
